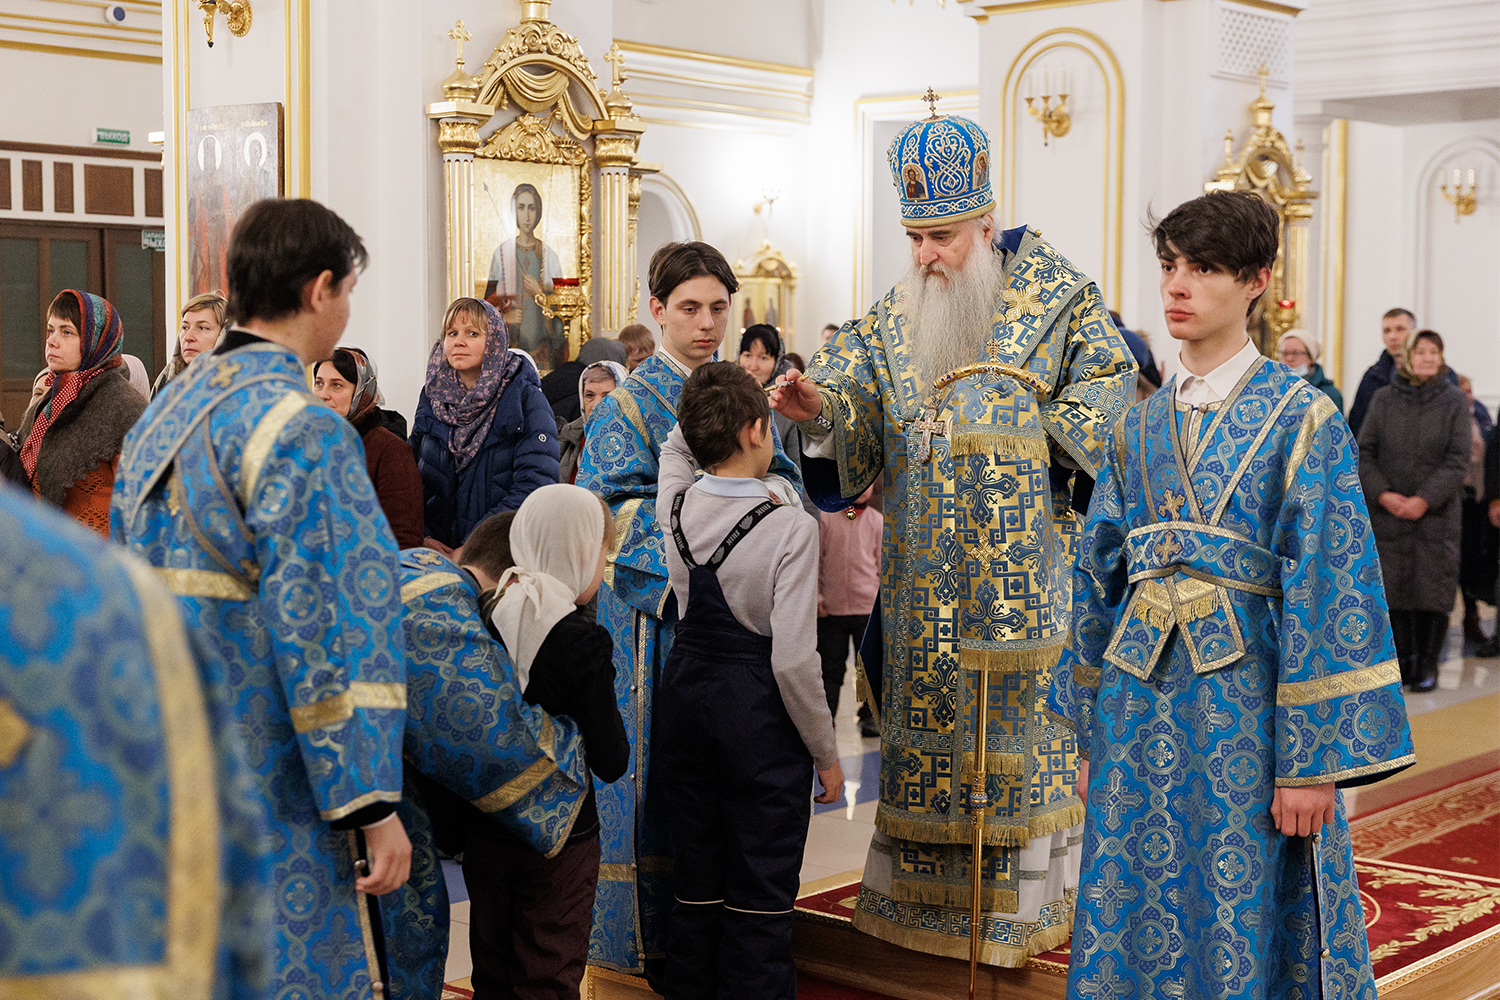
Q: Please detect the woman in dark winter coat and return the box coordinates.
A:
[313,346,425,549]
[14,290,145,536]
[1358,329,1471,692]
[410,297,559,555]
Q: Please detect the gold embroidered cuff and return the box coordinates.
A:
[400,572,463,605]
[156,567,254,601]
[321,788,402,823]
[1276,660,1400,707]
[1275,753,1417,787]
[470,757,556,812]
[288,681,407,734]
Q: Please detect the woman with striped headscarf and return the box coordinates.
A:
[13,290,146,535]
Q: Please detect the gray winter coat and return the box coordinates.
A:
[1358,372,1471,612]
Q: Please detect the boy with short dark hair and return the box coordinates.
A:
[655,361,842,999]
[1050,191,1414,1000]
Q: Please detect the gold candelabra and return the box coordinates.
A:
[197,0,251,47]
[1442,167,1477,221]
[1021,67,1071,146]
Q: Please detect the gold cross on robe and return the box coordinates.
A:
[910,406,950,463]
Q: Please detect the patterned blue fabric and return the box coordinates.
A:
[112,343,407,1000]
[576,352,802,971]
[381,784,448,1000]
[397,547,589,854]
[887,114,995,227]
[1050,359,1416,1000]
[0,482,272,1000]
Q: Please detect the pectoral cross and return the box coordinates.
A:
[922,87,941,118]
[910,406,949,463]
[448,20,472,70]
[209,360,242,388]
[604,41,628,91]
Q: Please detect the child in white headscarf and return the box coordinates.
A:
[482,482,628,996]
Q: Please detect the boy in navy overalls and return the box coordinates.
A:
[654,362,844,999]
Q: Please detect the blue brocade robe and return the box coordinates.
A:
[384,548,592,998]
[800,227,1136,965]
[0,483,271,1000]
[577,351,802,971]
[1049,358,1416,1000]
[112,343,407,1000]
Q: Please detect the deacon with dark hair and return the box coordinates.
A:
[772,107,1137,966]
[1050,191,1414,1000]
[112,198,414,1000]
[577,241,804,974]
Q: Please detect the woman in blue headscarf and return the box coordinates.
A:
[409,296,560,554]
[13,290,145,535]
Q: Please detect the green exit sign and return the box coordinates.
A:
[93,127,130,146]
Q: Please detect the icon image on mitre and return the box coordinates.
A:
[903,164,928,201]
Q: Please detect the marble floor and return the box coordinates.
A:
[441,606,1500,985]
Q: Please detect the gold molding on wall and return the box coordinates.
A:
[968,0,1300,13]
[282,1,311,198]
[0,39,159,63]
[1324,118,1347,391]
[999,27,1124,310]
[614,39,813,79]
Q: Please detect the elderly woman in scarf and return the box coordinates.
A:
[558,358,628,485]
[1276,328,1343,412]
[409,297,560,556]
[14,290,146,535]
[479,483,628,997]
[313,346,425,549]
[151,290,227,398]
[1359,328,1472,692]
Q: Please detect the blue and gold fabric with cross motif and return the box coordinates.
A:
[112,343,407,1000]
[1050,357,1415,1000]
[799,226,1134,943]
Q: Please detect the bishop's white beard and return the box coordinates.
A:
[901,228,1007,392]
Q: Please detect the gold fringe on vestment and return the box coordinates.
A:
[1028,801,1085,839]
[851,901,1076,969]
[854,652,881,728]
[874,803,1057,847]
[890,879,1020,913]
[961,753,1027,781]
[959,642,1063,675]
[948,431,1051,463]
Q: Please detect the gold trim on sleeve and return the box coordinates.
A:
[1283,394,1338,495]
[470,757,557,812]
[238,394,309,509]
[0,698,33,768]
[598,863,636,883]
[156,567,254,601]
[288,682,408,734]
[1276,660,1400,707]
[320,788,403,823]
[400,572,463,605]
[1276,753,1416,787]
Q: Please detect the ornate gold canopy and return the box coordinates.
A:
[1205,66,1318,353]
[425,0,654,365]
[732,240,798,344]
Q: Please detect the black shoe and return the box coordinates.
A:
[1477,636,1500,658]
[859,718,880,738]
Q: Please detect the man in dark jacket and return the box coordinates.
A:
[1348,308,1458,434]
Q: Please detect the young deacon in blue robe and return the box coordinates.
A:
[113,200,413,1000]
[577,241,802,973]
[0,483,271,1000]
[1049,192,1415,1000]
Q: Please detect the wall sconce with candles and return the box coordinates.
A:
[196,0,251,47]
[1442,167,1477,221]
[1022,67,1071,146]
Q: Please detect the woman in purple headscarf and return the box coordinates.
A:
[408,297,560,555]
[13,290,146,535]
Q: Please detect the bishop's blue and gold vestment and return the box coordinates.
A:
[112,342,407,1000]
[800,226,1136,965]
[1049,358,1415,1000]
[577,351,802,971]
[0,482,272,1000]
[382,547,592,998]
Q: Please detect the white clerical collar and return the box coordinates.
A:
[1175,338,1262,407]
[694,474,771,498]
[656,346,693,380]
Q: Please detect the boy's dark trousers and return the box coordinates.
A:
[462,821,601,1000]
[816,613,869,719]
[656,498,813,1000]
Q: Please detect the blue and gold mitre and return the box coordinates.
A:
[887,112,995,227]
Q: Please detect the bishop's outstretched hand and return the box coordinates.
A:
[768,369,822,423]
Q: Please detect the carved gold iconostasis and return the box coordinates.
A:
[1205,67,1317,357]
[733,240,797,344]
[427,0,650,370]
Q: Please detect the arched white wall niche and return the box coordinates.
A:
[999,27,1124,311]
[1414,135,1500,402]
[634,172,702,325]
